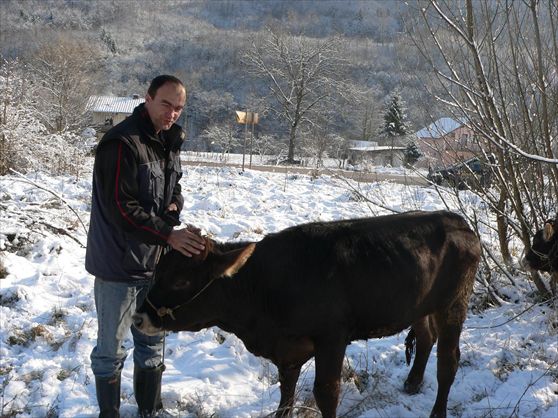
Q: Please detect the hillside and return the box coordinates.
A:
[0,0,441,143]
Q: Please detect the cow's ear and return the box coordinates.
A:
[216,244,256,278]
[543,222,555,241]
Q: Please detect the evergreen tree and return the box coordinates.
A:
[403,142,422,167]
[381,90,408,137]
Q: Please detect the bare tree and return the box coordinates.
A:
[243,28,346,163]
[356,96,382,142]
[252,134,286,163]
[0,57,88,177]
[201,123,241,160]
[409,0,558,295]
[0,57,43,174]
[30,33,104,133]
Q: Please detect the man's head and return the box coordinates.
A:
[144,75,186,133]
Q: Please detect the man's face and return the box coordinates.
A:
[145,82,186,133]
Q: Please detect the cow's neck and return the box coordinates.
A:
[214,274,277,359]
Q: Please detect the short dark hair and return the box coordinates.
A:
[147,75,185,98]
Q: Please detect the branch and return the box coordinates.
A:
[467,295,557,330]
[38,220,85,248]
[328,173,402,214]
[8,168,88,237]
[508,359,558,418]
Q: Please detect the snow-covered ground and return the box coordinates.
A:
[0,160,556,418]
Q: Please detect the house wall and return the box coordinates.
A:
[416,124,481,169]
[349,149,404,167]
[92,112,131,130]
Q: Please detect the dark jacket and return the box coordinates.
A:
[85,104,185,282]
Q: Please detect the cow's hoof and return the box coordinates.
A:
[403,379,422,394]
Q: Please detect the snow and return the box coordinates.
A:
[0,159,557,418]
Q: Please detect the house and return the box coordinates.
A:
[414,117,480,169]
[87,95,145,136]
[347,140,406,167]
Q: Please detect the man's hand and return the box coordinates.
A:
[167,228,206,257]
[163,203,181,227]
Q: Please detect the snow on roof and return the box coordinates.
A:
[415,117,464,139]
[349,140,378,148]
[87,95,145,114]
[348,140,405,152]
[350,145,406,152]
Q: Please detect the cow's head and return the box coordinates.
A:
[522,219,558,273]
[133,237,256,336]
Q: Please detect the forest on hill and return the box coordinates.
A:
[0,0,441,145]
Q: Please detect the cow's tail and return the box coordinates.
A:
[405,327,416,366]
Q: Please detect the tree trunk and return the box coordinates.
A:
[287,123,297,163]
[496,191,512,266]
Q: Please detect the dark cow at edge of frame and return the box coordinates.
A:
[522,218,558,294]
[133,210,481,418]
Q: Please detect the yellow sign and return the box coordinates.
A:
[236,111,259,125]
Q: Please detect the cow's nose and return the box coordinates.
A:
[132,314,143,329]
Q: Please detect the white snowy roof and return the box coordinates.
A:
[348,140,379,148]
[348,140,406,152]
[87,95,145,114]
[415,117,464,139]
[349,145,406,152]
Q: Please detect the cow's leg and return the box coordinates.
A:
[275,365,301,417]
[430,306,466,418]
[312,340,347,418]
[404,315,438,394]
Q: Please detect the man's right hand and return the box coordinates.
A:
[167,228,206,257]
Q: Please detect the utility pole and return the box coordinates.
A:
[235,110,259,171]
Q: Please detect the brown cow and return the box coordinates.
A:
[133,210,481,418]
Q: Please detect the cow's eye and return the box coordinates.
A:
[174,279,191,289]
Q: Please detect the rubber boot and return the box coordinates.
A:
[134,364,165,418]
[95,375,121,418]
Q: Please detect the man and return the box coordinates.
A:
[85,75,205,418]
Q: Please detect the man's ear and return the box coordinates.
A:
[215,244,256,278]
[543,222,555,242]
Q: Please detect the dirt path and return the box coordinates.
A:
[182,160,429,186]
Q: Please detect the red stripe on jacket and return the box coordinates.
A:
[114,142,169,241]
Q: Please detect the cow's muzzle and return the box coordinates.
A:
[132,312,161,336]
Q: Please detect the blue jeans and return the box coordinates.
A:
[90,278,165,379]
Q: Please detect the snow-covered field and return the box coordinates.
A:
[0,160,556,418]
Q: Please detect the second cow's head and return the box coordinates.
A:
[523,219,558,273]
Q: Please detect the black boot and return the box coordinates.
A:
[134,364,165,417]
[95,375,121,418]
